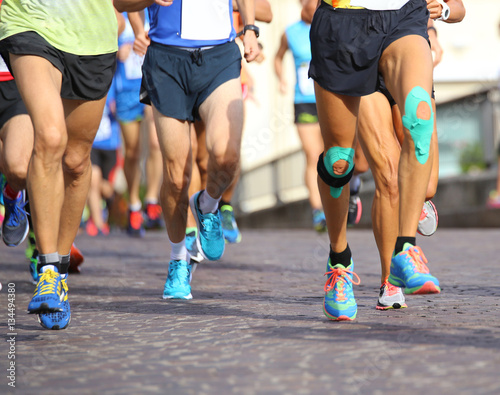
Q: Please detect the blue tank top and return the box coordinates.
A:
[286,21,315,104]
[148,0,236,47]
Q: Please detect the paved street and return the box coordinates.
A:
[1,228,500,394]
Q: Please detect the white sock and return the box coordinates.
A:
[129,202,142,212]
[170,238,187,261]
[198,190,220,214]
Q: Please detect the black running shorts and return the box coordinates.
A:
[90,148,118,181]
[294,102,319,124]
[309,0,429,97]
[0,31,116,101]
[0,79,28,129]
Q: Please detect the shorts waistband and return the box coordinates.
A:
[322,0,364,9]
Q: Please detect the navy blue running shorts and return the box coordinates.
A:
[141,40,242,122]
[0,79,28,129]
[309,0,429,97]
[0,31,116,101]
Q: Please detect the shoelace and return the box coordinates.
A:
[324,266,361,301]
[36,270,60,296]
[406,246,430,274]
[169,261,189,283]
[5,196,28,227]
[147,204,162,220]
[201,213,221,239]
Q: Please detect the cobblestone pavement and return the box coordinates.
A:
[1,228,499,395]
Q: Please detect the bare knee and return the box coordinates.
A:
[63,150,91,178]
[211,144,240,176]
[33,125,67,163]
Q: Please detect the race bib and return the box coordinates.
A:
[298,62,314,97]
[181,0,231,41]
[123,51,144,80]
[94,110,112,142]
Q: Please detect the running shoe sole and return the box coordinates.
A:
[376,301,407,310]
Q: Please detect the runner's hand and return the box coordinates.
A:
[243,31,260,63]
[154,0,174,6]
[134,32,150,56]
[426,0,443,20]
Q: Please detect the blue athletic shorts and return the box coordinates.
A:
[116,88,145,123]
[309,0,429,97]
[141,40,241,122]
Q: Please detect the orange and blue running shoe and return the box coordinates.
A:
[388,243,440,295]
[323,259,360,321]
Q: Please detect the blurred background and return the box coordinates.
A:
[234,0,500,229]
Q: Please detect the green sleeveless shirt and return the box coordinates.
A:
[0,0,117,55]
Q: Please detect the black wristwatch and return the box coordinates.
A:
[243,24,260,38]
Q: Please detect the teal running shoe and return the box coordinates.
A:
[219,204,242,244]
[38,275,71,330]
[189,191,225,261]
[186,228,204,263]
[28,267,65,313]
[312,209,327,233]
[2,190,29,247]
[323,259,360,321]
[163,260,192,300]
[388,243,440,295]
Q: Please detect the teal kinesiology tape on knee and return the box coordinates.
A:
[323,147,355,198]
[402,86,434,165]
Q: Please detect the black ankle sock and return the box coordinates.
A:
[329,244,352,268]
[394,237,416,254]
[59,254,70,275]
[38,254,60,274]
[219,199,231,208]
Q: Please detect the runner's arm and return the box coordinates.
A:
[274,32,289,94]
[235,0,261,62]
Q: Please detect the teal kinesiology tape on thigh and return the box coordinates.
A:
[323,147,355,198]
[402,86,434,165]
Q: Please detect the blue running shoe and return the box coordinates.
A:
[323,259,360,321]
[312,209,327,233]
[163,260,192,300]
[186,228,204,263]
[28,267,65,313]
[2,190,29,247]
[38,275,70,330]
[219,204,242,244]
[189,191,225,261]
[388,243,440,295]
